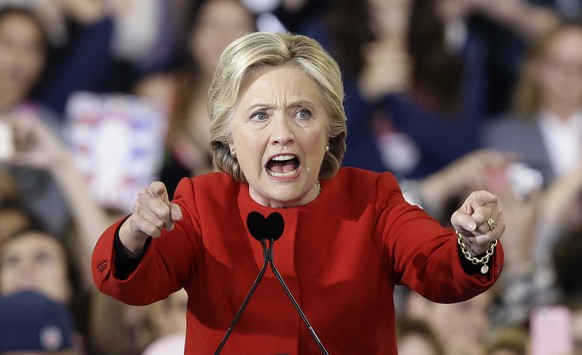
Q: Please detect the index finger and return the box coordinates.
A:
[147,181,175,230]
[149,181,170,205]
[465,190,497,212]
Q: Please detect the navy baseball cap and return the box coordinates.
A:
[0,290,74,352]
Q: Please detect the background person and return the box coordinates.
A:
[0,290,77,354]
[135,0,257,197]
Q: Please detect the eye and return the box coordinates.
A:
[296,108,312,120]
[251,111,268,122]
[35,252,54,266]
[1,254,19,268]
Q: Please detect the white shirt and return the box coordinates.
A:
[538,110,582,178]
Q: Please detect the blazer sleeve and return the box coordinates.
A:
[375,173,504,303]
[91,178,202,306]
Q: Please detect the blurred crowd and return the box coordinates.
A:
[1,0,582,354]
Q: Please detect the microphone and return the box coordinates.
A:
[215,212,329,354]
[247,211,270,241]
[264,212,329,355]
[265,212,284,241]
[214,212,270,355]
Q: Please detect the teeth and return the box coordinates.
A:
[268,170,297,178]
[271,155,295,161]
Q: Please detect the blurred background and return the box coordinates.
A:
[1,0,582,353]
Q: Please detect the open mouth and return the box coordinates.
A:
[266,154,300,178]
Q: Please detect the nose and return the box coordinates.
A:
[17,258,35,276]
[8,258,36,288]
[270,115,295,147]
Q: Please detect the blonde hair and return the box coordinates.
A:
[208,32,347,182]
[513,22,582,119]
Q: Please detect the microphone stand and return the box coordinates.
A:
[215,212,328,354]
[215,239,269,355]
[267,238,329,355]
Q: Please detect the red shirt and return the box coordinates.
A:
[92,167,503,354]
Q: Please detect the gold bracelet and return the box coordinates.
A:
[456,230,497,274]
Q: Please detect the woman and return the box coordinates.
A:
[0,6,47,111]
[297,0,484,179]
[136,0,256,197]
[485,21,582,185]
[92,32,505,353]
[0,107,162,353]
[0,4,71,236]
[0,228,78,304]
[0,226,154,354]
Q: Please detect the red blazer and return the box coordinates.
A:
[92,167,503,354]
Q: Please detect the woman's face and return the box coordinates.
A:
[0,12,45,107]
[230,65,329,208]
[0,232,71,303]
[426,292,491,348]
[190,0,254,78]
[535,27,582,113]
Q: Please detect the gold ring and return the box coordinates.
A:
[487,218,496,231]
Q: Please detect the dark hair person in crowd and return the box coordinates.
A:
[92,32,506,354]
[152,0,257,197]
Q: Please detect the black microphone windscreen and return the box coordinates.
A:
[266,212,284,241]
[246,212,268,241]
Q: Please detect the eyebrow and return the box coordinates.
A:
[245,99,318,110]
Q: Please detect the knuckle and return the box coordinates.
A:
[154,203,171,219]
[137,190,149,201]
[131,217,151,233]
[133,222,151,236]
[153,218,164,229]
[133,199,145,212]
[135,190,149,204]
[141,223,159,237]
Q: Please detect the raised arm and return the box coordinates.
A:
[92,178,199,306]
[2,113,111,287]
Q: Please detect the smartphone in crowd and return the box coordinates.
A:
[530,305,573,355]
[506,162,544,199]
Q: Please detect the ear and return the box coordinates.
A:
[227,141,236,157]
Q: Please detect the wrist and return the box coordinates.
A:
[119,219,147,257]
[456,230,497,274]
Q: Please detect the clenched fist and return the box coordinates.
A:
[119,181,183,256]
